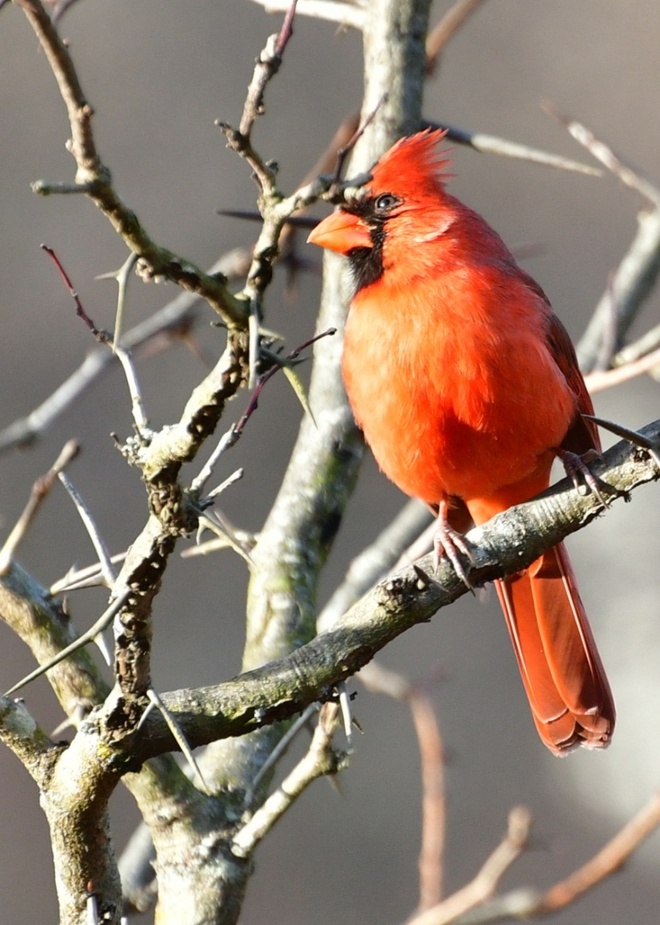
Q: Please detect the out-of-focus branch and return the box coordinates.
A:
[404,806,532,925]
[425,0,493,73]
[0,440,79,574]
[541,107,660,373]
[362,662,447,910]
[579,207,660,371]
[586,344,660,393]
[452,792,660,924]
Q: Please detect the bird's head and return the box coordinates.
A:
[308,128,455,290]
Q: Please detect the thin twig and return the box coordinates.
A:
[231,703,347,858]
[543,102,660,207]
[114,345,150,434]
[0,440,79,575]
[50,552,128,596]
[586,344,660,393]
[58,472,116,588]
[243,703,320,808]
[140,689,209,794]
[405,807,532,925]
[430,122,602,177]
[197,512,254,567]
[17,0,245,325]
[4,589,130,697]
[426,0,492,73]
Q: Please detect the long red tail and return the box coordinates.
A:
[496,542,615,755]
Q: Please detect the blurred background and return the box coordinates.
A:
[1,1,659,922]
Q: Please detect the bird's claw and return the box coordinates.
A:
[556,448,612,507]
[433,521,475,592]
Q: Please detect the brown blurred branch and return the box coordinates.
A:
[405,807,532,925]
[452,792,660,923]
[425,0,492,73]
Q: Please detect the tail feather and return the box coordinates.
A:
[496,542,615,755]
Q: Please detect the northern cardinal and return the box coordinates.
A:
[308,129,615,754]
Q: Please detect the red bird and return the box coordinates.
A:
[308,129,615,754]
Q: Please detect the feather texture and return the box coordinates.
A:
[308,130,615,754]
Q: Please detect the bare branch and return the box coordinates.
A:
[578,207,660,371]
[230,703,347,858]
[430,122,602,177]
[0,440,79,575]
[454,792,660,923]
[426,0,492,72]
[404,807,531,925]
[16,0,246,327]
[544,102,660,206]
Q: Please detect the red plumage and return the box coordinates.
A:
[308,129,614,754]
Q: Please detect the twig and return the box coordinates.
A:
[50,552,128,596]
[16,0,245,326]
[359,662,446,910]
[4,588,130,697]
[41,244,109,343]
[95,251,138,349]
[218,327,336,457]
[585,344,660,393]
[410,692,447,910]
[140,689,208,794]
[426,0,491,73]
[231,703,347,858]
[197,512,254,568]
[404,807,532,925]
[114,345,150,434]
[456,792,660,923]
[0,252,242,454]
[430,122,602,177]
[0,440,79,575]
[578,207,660,371]
[536,792,660,913]
[58,472,116,588]
[246,0,365,29]
[43,244,151,433]
[543,102,660,207]
[243,703,320,808]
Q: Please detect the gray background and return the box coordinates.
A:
[1,1,659,922]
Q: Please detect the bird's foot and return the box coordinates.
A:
[433,504,475,591]
[556,448,611,507]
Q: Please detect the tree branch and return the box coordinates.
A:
[102,420,659,765]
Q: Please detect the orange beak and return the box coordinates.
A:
[307,210,372,255]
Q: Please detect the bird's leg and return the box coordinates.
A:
[433,499,475,590]
[555,448,611,507]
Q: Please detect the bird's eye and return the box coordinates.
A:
[374,193,400,213]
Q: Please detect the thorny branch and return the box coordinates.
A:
[15,0,246,328]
